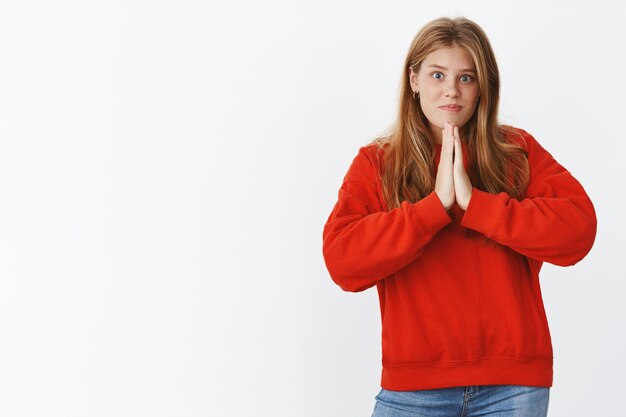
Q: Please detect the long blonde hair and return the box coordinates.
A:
[373,17,529,210]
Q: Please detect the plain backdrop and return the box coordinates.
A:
[0,1,624,416]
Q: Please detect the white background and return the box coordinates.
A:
[0,1,624,416]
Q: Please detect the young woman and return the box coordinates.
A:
[322,17,597,417]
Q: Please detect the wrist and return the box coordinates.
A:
[461,188,473,210]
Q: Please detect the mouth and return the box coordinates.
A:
[439,105,462,112]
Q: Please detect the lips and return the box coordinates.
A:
[439,105,462,112]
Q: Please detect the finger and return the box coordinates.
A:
[441,127,454,159]
[453,134,464,171]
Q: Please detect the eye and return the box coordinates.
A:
[460,75,474,82]
[432,72,444,80]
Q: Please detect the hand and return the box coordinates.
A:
[453,126,473,210]
[434,121,455,210]
[434,121,473,211]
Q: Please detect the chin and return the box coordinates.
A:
[442,117,469,128]
[435,120,465,129]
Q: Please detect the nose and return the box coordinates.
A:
[444,80,459,98]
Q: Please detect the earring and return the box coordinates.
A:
[413,91,420,100]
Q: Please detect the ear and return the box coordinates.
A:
[409,67,419,91]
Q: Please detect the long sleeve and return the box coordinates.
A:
[460,129,597,266]
[322,145,452,292]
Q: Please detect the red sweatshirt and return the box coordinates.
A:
[322,127,597,390]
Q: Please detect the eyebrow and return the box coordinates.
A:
[427,64,477,73]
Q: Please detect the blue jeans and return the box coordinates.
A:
[371,385,550,417]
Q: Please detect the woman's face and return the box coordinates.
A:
[409,46,480,142]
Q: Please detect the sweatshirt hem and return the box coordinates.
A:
[381,356,553,390]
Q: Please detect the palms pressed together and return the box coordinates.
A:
[435,121,473,211]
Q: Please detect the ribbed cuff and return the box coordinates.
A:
[411,191,452,232]
[460,188,506,237]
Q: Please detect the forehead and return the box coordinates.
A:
[422,46,475,70]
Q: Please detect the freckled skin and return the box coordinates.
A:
[409,46,480,143]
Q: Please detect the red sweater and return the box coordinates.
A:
[322,127,597,390]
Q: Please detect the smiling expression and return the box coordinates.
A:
[409,45,480,143]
